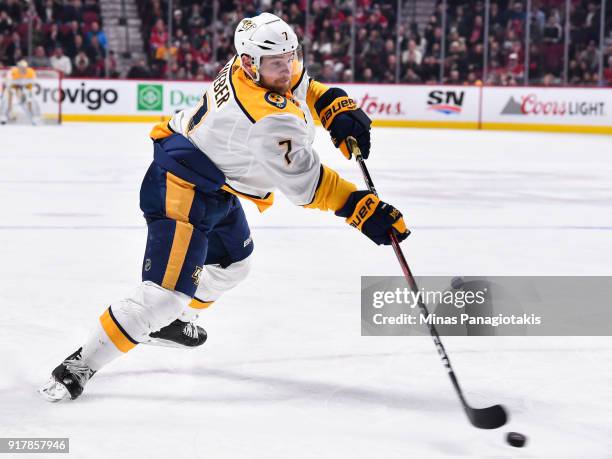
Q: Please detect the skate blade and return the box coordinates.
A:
[142,337,200,349]
[38,378,70,402]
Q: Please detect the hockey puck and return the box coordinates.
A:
[450,276,464,289]
[506,432,527,448]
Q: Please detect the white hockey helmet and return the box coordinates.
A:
[234,13,300,82]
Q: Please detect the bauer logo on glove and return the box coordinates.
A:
[314,88,372,160]
[336,191,410,245]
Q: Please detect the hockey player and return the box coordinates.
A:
[0,60,41,125]
[39,13,409,402]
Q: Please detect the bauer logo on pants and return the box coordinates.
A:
[138,84,163,111]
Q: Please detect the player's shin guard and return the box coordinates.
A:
[81,322,124,371]
[85,281,190,367]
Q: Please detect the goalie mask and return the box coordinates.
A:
[234,13,302,85]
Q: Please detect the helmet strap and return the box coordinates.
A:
[241,54,261,83]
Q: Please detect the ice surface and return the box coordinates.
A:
[1,124,611,458]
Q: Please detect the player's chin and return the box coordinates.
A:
[272,78,290,94]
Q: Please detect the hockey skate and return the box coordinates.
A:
[146,320,207,348]
[38,347,96,402]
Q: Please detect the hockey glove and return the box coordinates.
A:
[314,88,372,160]
[336,190,409,245]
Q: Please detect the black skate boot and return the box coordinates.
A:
[147,320,207,348]
[38,347,96,402]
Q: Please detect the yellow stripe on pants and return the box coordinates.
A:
[162,172,196,290]
[165,172,195,222]
[162,221,194,290]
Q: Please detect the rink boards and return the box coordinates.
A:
[43,77,612,135]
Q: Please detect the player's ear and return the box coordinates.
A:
[240,54,252,67]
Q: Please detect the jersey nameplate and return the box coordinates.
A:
[213,61,232,109]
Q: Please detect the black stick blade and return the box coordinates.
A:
[466,404,508,429]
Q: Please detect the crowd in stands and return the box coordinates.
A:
[132,0,400,82]
[425,0,612,86]
[1,0,610,85]
[0,0,118,77]
[133,0,610,85]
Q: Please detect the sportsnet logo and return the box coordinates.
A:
[427,90,465,115]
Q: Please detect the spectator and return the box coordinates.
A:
[172,9,188,33]
[446,68,461,84]
[504,52,524,81]
[2,0,23,23]
[30,46,50,67]
[187,4,205,30]
[72,51,94,77]
[543,15,562,44]
[465,71,478,85]
[0,11,13,35]
[579,40,600,72]
[402,40,423,68]
[37,0,62,23]
[419,55,440,82]
[87,22,107,51]
[50,46,72,75]
[127,58,152,79]
[340,68,353,82]
[542,73,560,86]
[87,34,105,63]
[62,0,83,24]
[70,34,87,60]
[4,31,23,66]
[320,61,336,82]
[45,23,61,53]
[194,65,206,81]
[362,67,376,83]
[604,56,612,85]
[60,21,80,56]
[104,50,120,78]
[149,19,168,55]
[405,67,422,83]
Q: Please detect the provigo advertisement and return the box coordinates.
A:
[51,78,612,134]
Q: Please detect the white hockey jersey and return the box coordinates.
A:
[151,56,356,213]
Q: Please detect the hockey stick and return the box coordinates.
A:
[346,136,508,430]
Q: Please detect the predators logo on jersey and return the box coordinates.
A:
[264,92,287,109]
